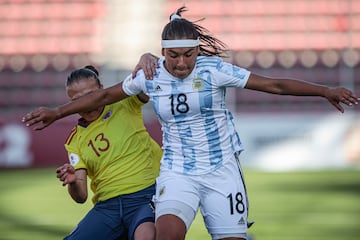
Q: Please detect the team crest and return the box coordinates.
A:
[192,77,204,91]
[159,186,166,197]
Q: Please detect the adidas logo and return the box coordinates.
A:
[238,217,245,225]
[155,85,162,91]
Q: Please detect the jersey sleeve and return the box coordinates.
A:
[213,59,251,88]
[119,95,145,115]
[64,127,86,170]
[65,145,86,170]
[122,73,145,96]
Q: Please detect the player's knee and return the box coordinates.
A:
[134,222,155,240]
[155,214,186,240]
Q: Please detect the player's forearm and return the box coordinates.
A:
[276,78,330,97]
[68,180,87,203]
[55,84,128,119]
[247,74,330,97]
[54,89,109,119]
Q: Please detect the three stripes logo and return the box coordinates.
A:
[155,85,162,91]
[238,217,245,225]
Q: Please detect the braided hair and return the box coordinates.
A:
[161,6,228,57]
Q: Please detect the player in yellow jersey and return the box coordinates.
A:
[55,65,162,240]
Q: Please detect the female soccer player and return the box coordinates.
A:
[53,65,162,240]
[23,7,359,240]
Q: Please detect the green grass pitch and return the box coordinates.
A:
[0,168,359,240]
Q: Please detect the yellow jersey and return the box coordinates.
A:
[65,96,162,204]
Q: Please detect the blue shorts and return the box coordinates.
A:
[64,184,155,240]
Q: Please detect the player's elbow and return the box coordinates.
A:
[70,191,88,203]
[76,198,87,204]
[74,194,87,204]
[102,83,128,106]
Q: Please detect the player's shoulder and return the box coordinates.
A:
[132,68,147,81]
[64,125,78,145]
[196,56,224,69]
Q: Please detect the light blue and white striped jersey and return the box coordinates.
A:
[123,56,251,175]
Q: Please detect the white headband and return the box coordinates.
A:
[170,14,181,21]
[161,38,200,48]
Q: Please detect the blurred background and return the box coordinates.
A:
[0,0,358,169]
[0,0,359,239]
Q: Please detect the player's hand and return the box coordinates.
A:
[56,163,76,186]
[324,87,359,113]
[22,107,59,130]
[132,53,159,80]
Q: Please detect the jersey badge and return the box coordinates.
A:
[192,77,204,91]
[158,186,166,197]
[102,110,112,121]
[69,153,80,166]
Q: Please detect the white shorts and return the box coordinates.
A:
[154,153,249,239]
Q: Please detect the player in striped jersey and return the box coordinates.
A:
[54,66,162,240]
[23,7,359,240]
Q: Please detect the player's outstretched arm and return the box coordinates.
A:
[322,86,359,113]
[245,73,359,113]
[22,106,59,130]
[23,82,129,130]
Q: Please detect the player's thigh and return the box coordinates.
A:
[200,157,248,238]
[65,200,124,240]
[154,171,199,231]
[122,184,156,240]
